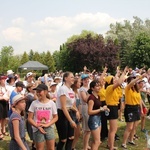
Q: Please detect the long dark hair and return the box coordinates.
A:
[127,76,139,93]
[88,80,99,94]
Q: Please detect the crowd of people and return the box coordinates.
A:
[0,66,150,150]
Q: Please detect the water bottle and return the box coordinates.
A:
[105,110,109,116]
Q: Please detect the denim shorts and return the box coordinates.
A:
[88,115,101,130]
[33,126,55,142]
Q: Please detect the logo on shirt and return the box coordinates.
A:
[68,93,75,99]
[36,110,51,124]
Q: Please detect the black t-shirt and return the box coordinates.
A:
[87,94,102,115]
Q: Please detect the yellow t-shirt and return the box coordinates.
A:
[98,87,106,101]
[125,87,141,105]
[116,86,123,100]
[105,85,120,105]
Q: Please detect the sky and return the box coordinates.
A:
[0,0,150,55]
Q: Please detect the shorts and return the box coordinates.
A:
[33,126,55,143]
[88,115,101,130]
[124,105,140,122]
[107,106,118,120]
[0,100,8,119]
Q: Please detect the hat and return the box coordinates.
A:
[33,84,48,91]
[105,75,113,84]
[142,77,148,83]
[7,70,14,75]
[0,75,7,80]
[16,81,25,88]
[81,74,89,80]
[40,76,52,83]
[12,94,25,106]
[54,76,61,81]
[26,72,33,78]
[50,82,57,87]
[7,74,17,83]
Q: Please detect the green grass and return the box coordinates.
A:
[0,118,149,150]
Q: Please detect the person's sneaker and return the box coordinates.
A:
[128,141,136,145]
[146,115,150,119]
[121,144,127,149]
[133,134,139,140]
[141,129,147,133]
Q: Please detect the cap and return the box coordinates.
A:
[26,72,33,78]
[12,94,25,106]
[7,74,17,83]
[7,70,14,75]
[50,82,57,87]
[81,74,89,80]
[105,75,113,84]
[142,77,148,83]
[16,81,25,88]
[33,84,48,91]
[40,76,52,83]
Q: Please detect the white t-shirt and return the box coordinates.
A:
[56,84,75,109]
[28,99,57,132]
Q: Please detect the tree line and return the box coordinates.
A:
[1,16,150,74]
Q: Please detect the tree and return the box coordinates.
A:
[28,49,34,60]
[52,50,61,70]
[44,51,55,72]
[33,51,40,61]
[129,32,150,68]
[106,16,150,69]
[0,46,14,73]
[20,52,29,65]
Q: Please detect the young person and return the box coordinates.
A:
[25,83,38,150]
[87,80,109,150]
[121,73,147,149]
[28,84,58,150]
[9,94,30,150]
[71,77,82,150]
[105,67,128,150]
[0,75,9,140]
[79,74,91,150]
[56,72,80,150]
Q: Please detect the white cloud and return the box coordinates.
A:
[0,12,126,54]
[2,27,24,41]
[12,17,25,27]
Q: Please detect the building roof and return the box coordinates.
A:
[18,61,48,70]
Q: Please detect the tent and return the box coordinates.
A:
[18,61,48,70]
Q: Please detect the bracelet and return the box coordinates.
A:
[70,121,74,125]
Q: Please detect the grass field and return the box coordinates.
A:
[0,117,150,150]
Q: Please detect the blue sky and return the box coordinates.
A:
[0,0,150,54]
